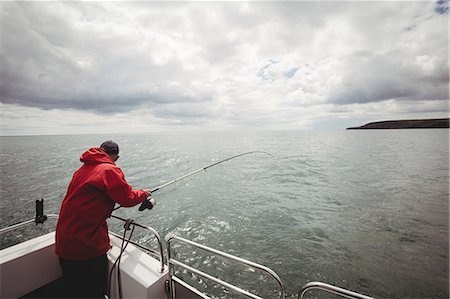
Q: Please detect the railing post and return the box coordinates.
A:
[166,236,176,299]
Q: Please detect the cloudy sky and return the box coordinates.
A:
[1,1,448,135]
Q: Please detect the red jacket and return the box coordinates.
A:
[55,147,147,260]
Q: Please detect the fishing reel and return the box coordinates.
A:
[138,197,156,211]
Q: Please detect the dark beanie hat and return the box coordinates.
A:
[100,140,119,155]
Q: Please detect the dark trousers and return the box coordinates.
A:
[59,254,107,299]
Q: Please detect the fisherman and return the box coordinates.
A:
[55,141,153,298]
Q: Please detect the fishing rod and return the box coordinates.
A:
[136,151,272,211]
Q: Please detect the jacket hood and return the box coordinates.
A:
[80,147,115,165]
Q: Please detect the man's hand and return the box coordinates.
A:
[138,197,156,211]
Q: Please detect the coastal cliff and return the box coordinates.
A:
[346,118,450,130]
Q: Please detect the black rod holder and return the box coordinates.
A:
[35,199,48,225]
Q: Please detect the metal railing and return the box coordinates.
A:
[1,215,374,299]
[167,235,286,299]
[109,214,166,273]
[0,214,59,235]
[298,282,374,299]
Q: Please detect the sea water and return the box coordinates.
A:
[0,130,448,298]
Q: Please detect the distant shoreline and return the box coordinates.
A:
[346,118,450,130]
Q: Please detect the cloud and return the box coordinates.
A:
[435,0,449,14]
[325,50,448,105]
[0,1,448,134]
[1,2,213,114]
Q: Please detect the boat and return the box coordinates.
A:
[0,200,374,299]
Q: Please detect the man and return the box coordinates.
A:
[55,141,153,298]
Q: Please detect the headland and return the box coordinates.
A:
[346,118,449,130]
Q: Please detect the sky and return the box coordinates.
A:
[0,1,449,135]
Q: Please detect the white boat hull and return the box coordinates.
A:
[0,232,170,299]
